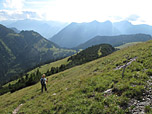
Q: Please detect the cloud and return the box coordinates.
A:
[1,0,44,20]
[126,15,140,21]
[3,0,25,10]
[108,16,123,22]
[0,0,152,25]
[0,10,42,20]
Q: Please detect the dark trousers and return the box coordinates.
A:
[41,84,47,92]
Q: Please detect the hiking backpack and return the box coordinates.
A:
[41,78,45,85]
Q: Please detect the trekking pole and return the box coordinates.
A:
[47,78,48,88]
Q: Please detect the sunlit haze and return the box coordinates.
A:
[0,0,152,24]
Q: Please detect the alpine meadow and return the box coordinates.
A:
[0,40,152,113]
[1,0,152,114]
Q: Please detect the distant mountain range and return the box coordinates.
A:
[75,34,152,49]
[2,20,152,48]
[0,24,75,85]
[0,19,68,38]
[50,20,152,48]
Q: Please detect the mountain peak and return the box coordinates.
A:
[104,20,112,23]
[90,20,100,24]
[20,30,43,40]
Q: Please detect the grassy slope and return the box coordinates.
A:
[29,57,69,74]
[115,42,141,49]
[1,41,152,113]
[3,57,69,87]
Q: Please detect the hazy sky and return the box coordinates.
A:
[0,0,152,24]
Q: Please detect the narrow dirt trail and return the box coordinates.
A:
[12,104,23,114]
[12,92,47,114]
[114,57,137,70]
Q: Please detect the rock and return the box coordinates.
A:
[114,57,137,70]
[53,93,56,96]
[128,75,152,114]
[65,88,68,90]
[103,89,112,94]
[139,102,148,106]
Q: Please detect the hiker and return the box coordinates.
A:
[40,74,48,92]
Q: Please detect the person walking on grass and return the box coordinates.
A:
[40,74,48,93]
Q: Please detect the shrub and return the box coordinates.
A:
[145,105,152,113]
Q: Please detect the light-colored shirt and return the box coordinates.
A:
[40,78,47,84]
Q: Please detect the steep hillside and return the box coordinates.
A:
[0,24,75,85]
[50,20,152,48]
[0,40,152,113]
[0,44,115,95]
[76,34,152,49]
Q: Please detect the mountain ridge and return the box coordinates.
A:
[50,20,119,48]
[75,34,152,49]
[0,19,68,38]
[50,20,152,48]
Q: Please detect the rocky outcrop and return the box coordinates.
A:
[128,76,152,114]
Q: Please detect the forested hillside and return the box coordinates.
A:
[68,44,115,66]
[0,24,75,86]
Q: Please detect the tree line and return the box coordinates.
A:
[0,44,115,95]
[0,65,69,95]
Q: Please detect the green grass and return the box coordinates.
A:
[1,40,152,113]
[29,57,69,74]
[115,42,142,49]
[3,57,69,87]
